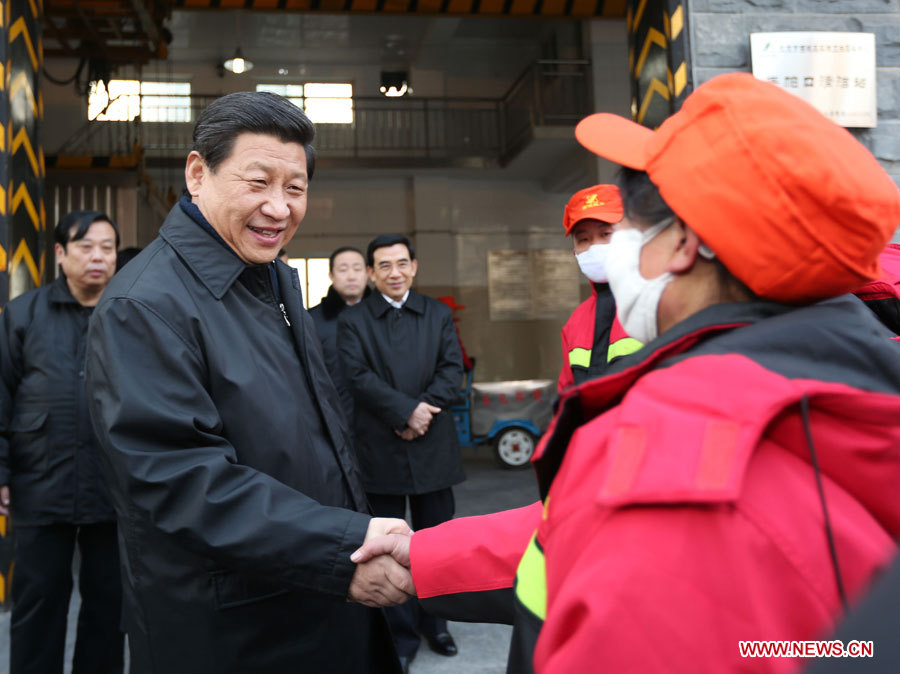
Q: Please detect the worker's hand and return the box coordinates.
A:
[395,428,417,441]
[365,517,412,540]
[351,532,411,568]
[0,485,9,516]
[407,402,441,436]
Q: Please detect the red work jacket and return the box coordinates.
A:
[558,284,640,393]
[412,297,900,673]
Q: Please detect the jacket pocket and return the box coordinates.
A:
[9,410,50,474]
[10,410,48,432]
[209,569,291,610]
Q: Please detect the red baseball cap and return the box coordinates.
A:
[575,73,900,303]
[562,184,623,236]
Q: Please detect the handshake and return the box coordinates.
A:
[347,517,416,608]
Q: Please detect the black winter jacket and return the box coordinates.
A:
[309,283,371,420]
[85,204,399,674]
[0,276,115,526]
[338,290,466,495]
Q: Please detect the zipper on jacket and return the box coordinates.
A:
[279,303,291,327]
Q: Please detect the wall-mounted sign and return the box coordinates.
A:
[488,249,580,321]
[750,32,876,128]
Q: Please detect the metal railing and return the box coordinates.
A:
[52,60,592,164]
[501,59,592,157]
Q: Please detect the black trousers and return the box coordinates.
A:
[10,522,124,674]
[367,488,455,659]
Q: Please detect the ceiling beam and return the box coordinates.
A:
[127,0,163,46]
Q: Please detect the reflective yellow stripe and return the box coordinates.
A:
[515,533,547,621]
[607,337,643,362]
[568,347,591,368]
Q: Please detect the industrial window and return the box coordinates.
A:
[88,80,192,122]
[255,83,354,124]
[287,257,331,309]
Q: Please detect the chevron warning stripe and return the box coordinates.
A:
[635,26,665,78]
[637,77,670,124]
[12,126,38,176]
[9,70,38,116]
[627,0,691,129]
[12,238,40,287]
[9,17,38,71]
[11,182,39,231]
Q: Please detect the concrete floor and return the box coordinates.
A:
[0,447,538,674]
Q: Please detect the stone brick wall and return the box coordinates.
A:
[689,0,900,189]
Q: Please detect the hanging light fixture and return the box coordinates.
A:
[380,71,411,97]
[223,47,254,74]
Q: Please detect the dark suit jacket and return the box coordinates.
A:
[338,290,466,495]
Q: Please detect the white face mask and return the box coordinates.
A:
[575,243,610,283]
[606,219,674,344]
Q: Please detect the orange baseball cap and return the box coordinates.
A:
[562,184,623,236]
[575,73,900,303]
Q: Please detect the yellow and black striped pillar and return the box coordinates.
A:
[7,0,45,301]
[627,0,691,128]
[0,0,45,611]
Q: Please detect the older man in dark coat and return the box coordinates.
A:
[84,92,411,674]
[1,211,123,674]
[338,233,465,671]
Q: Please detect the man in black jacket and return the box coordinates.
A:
[0,210,123,674]
[309,246,370,418]
[338,234,465,670]
[84,92,411,674]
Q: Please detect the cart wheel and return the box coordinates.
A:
[494,427,535,468]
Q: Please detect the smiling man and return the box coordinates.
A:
[338,234,465,672]
[84,92,411,674]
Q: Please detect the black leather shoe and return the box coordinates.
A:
[425,631,458,656]
[398,656,410,674]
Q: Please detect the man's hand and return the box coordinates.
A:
[351,533,411,568]
[0,486,9,517]
[347,517,415,607]
[347,553,415,607]
[394,428,417,441]
[407,402,441,436]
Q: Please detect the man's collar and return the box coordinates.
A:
[159,202,248,300]
[367,289,424,317]
[178,195,241,260]
[49,275,80,305]
[380,289,409,309]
